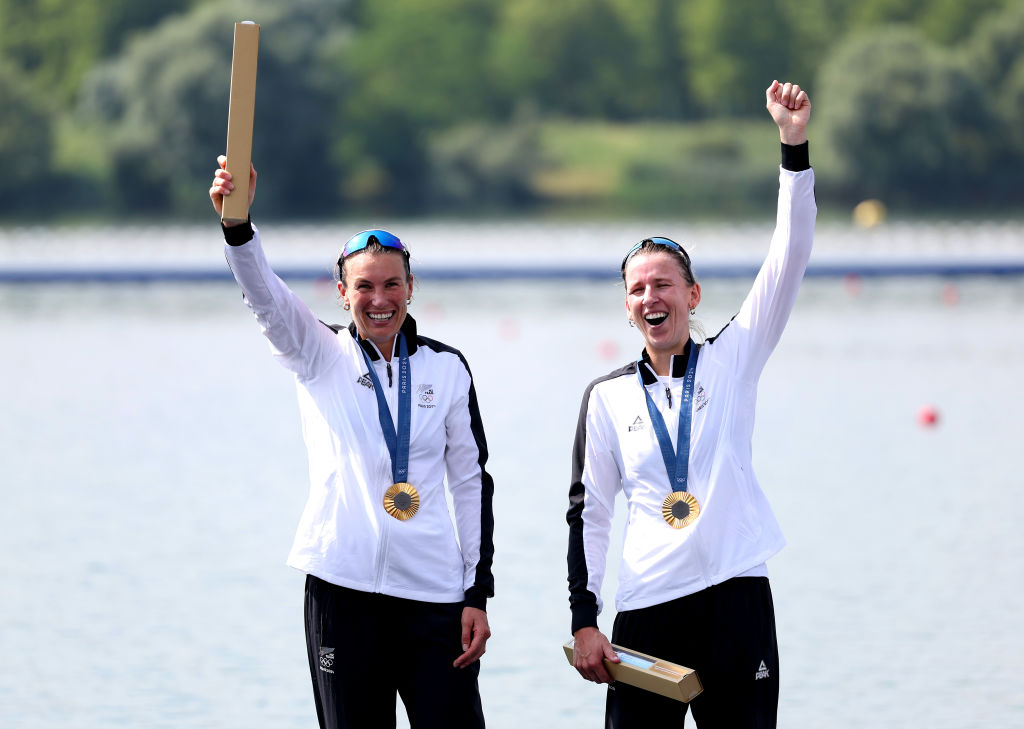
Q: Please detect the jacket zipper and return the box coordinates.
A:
[665,385,672,409]
[387,362,393,387]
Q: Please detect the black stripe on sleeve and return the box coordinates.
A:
[420,336,494,611]
[462,371,495,611]
[567,364,631,635]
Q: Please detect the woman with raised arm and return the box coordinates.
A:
[210,161,494,729]
[566,80,815,728]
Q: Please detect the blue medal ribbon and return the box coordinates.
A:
[360,333,411,484]
[636,340,700,493]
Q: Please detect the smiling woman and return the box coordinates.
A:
[567,80,815,729]
[336,231,414,357]
[622,237,701,375]
[208,159,495,729]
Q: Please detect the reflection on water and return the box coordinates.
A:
[1,273,1023,729]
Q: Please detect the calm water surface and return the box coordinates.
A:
[2,245,1023,728]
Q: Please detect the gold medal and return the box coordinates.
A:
[384,482,420,521]
[662,492,699,529]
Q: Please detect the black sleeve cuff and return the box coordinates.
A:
[570,603,599,635]
[222,217,255,246]
[781,141,810,172]
[464,587,488,612]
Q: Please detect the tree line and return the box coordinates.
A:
[0,0,1021,219]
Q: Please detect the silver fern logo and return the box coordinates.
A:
[319,647,335,674]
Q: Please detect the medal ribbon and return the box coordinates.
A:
[636,340,700,493]
[360,333,411,484]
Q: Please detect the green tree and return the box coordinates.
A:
[962,3,1024,189]
[491,0,643,119]
[774,0,852,77]
[963,2,1024,93]
[333,0,503,210]
[344,0,502,127]
[816,27,994,207]
[0,0,199,105]
[0,60,54,211]
[845,0,1015,44]
[76,0,353,217]
[574,0,695,119]
[679,0,801,117]
[427,110,541,209]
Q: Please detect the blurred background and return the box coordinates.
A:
[0,0,1021,222]
[2,2,1024,729]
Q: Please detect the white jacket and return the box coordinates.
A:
[567,167,815,632]
[225,229,494,608]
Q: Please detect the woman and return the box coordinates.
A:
[566,81,815,728]
[210,160,494,729]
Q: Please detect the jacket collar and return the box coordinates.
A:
[349,314,419,361]
[638,339,693,385]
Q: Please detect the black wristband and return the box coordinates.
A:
[464,586,488,612]
[222,217,254,246]
[570,603,600,636]
[781,141,810,172]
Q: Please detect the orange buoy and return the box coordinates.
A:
[917,405,939,428]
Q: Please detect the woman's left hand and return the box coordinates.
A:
[766,80,811,145]
[453,607,491,668]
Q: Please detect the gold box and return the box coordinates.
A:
[563,639,703,703]
[222,21,260,224]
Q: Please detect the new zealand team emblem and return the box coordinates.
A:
[418,384,435,405]
[695,384,708,412]
[319,647,335,674]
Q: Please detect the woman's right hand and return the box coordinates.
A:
[209,155,257,225]
[572,626,620,684]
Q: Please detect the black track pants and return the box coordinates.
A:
[304,575,485,729]
[605,577,779,729]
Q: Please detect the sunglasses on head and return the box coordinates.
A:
[620,236,690,270]
[340,229,405,259]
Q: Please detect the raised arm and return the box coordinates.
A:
[724,82,816,381]
[209,157,340,379]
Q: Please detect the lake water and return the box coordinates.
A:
[2,224,1023,728]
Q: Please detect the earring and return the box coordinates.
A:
[343,302,351,311]
[690,308,696,315]
[628,319,636,328]
[406,298,412,305]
